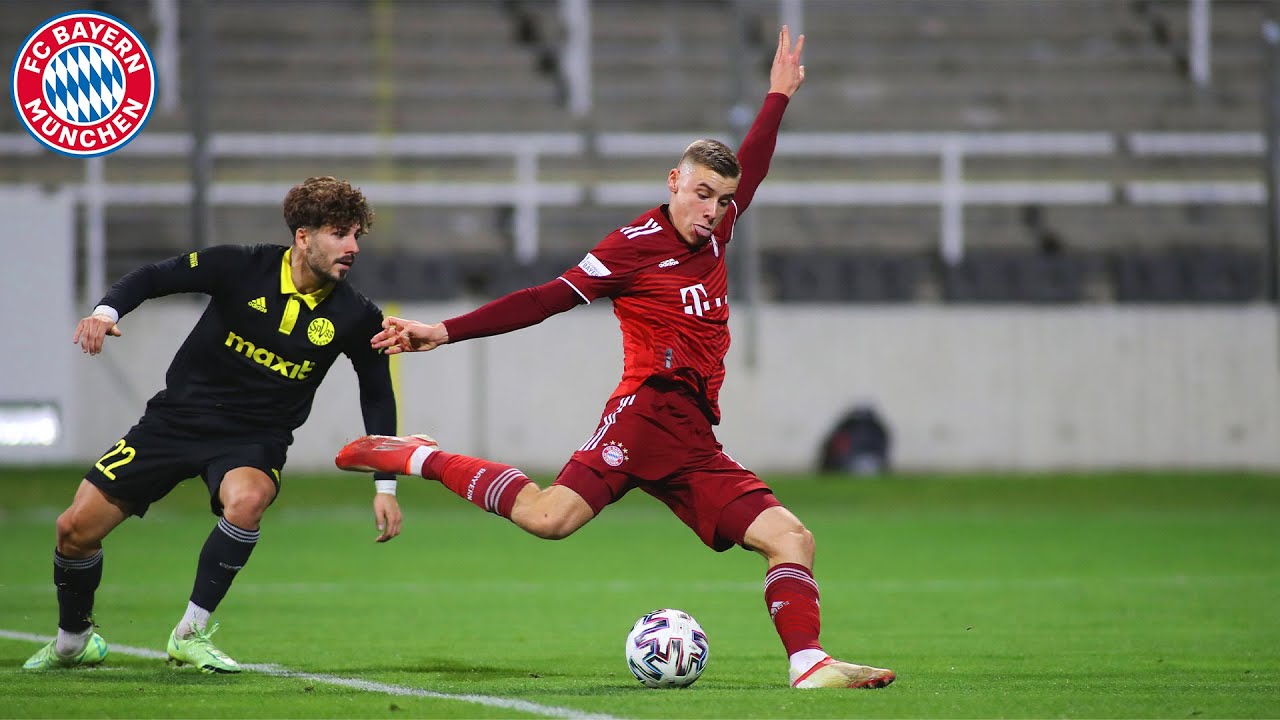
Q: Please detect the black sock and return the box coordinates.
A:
[54,549,103,633]
[189,517,258,612]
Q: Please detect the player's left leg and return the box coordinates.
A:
[22,480,127,670]
[336,388,661,538]
[168,465,277,674]
[741,505,895,689]
[337,434,598,539]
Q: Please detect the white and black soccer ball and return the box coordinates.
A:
[624,608,709,688]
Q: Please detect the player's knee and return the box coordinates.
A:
[790,524,816,558]
[220,486,273,526]
[763,520,815,564]
[55,509,101,556]
[520,513,580,540]
[511,485,591,540]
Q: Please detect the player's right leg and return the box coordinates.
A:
[22,480,128,670]
[743,505,895,689]
[168,449,283,675]
[336,434,596,539]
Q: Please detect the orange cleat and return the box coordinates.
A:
[335,434,438,475]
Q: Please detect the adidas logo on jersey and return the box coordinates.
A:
[658,258,680,268]
[247,297,267,313]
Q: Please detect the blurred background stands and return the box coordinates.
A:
[0,0,1272,304]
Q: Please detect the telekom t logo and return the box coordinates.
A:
[681,283,710,316]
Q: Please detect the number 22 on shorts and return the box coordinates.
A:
[94,439,136,480]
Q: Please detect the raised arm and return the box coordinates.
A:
[733,26,805,213]
[769,25,806,99]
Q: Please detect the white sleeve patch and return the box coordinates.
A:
[578,252,612,277]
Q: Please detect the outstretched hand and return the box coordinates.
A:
[72,313,122,355]
[371,315,449,354]
[769,25,805,97]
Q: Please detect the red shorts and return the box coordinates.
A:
[554,379,779,552]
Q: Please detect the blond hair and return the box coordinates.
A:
[678,139,740,178]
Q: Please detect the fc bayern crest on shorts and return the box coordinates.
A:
[10,11,156,157]
[601,440,629,467]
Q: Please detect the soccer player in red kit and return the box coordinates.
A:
[337,27,894,690]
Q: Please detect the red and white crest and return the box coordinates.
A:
[601,440,629,467]
[10,11,156,157]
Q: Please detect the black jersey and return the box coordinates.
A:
[98,244,395,446]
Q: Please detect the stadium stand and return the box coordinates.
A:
[1112,245,1262,302]
[939,250,1090,304]
[0,0,1269,302]
[766,250,924,303]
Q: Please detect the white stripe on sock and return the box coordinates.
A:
[217,518,260,544]
[54,549,103,570]
[484,469,526,513]
[765,567,820,592]
[408,445,436,477]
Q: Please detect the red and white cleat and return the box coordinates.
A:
[790,657,896,689]
[335,434,438,475]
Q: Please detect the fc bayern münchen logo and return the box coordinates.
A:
[10,11,156,157]
[601,441,629,467]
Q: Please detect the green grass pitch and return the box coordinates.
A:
[1,466,1277,718]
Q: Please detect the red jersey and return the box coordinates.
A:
[442,93,790,424]
[558,205,736,421]
[558,94,789,422]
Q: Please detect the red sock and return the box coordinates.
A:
[422,451,531,519]
[764,563,824,656]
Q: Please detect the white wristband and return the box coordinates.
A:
[374,479,397,496]
[92,305,119,324]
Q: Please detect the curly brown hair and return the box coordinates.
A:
[282,176,374,238]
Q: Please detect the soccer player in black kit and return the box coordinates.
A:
[22,176,399,674]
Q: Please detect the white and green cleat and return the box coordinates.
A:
[22,632,108,670]
[166,623,241,674]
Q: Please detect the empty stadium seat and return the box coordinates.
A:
[767,251,922,302]
[1112,247,1263,302]
[346,254,461,302]
[941,251,1087,303]
[1182,248,1264,302]
[476,254,581,299]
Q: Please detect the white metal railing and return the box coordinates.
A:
[0,129,1267,289]
[1127,132,1263,155]
[600,131,1121,263]
[2,131,586,269]
[1190,0,1213,88]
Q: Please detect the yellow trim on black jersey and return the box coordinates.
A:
[278,248,335,334]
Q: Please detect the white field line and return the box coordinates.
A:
[0,630,622,720]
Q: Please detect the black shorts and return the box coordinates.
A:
[84,411,288,518]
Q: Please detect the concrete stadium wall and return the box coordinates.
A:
[0,188,78,462]
[67,299,1280,474]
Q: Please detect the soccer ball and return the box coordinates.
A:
[624,608,709,688]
